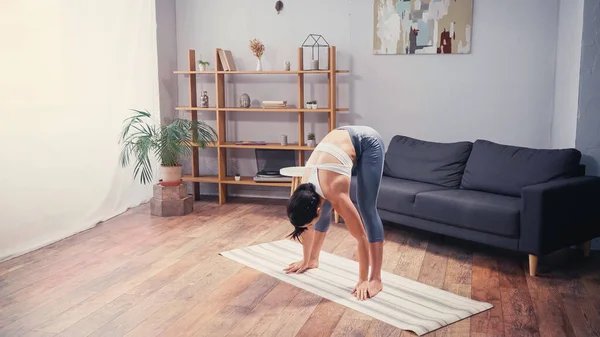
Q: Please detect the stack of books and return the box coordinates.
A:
[262,100,287,109]
[235,141,267,145]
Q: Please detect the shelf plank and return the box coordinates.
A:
[221,107,326,112]
[219,107,348,112]
[175,107,217,111]
[218,70,300,74]
[214,70,349,74]
[174,70,349,75]
[221,176,291,187]
[184,142,217,147]
[174,71,216,74]
[182,175,219,183]
[175,107,348,112]
[219,142,315,150]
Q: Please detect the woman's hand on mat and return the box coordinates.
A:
[284,260,318,274]
[352,280,370,300]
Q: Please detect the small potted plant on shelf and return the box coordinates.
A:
[306,100,318,109]
[231,158,241,181]
[307,132,316,147]
[119,109,218,186]
[197,60,210,71]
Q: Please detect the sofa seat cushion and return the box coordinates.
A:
[460,139,582,197]
[351,176,449,216]
[413,190,521,238]
[383,135,473,188]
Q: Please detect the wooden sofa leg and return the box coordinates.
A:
[582,241,591,257]
[528,255,538,276]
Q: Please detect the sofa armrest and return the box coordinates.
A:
[520,176,600,255]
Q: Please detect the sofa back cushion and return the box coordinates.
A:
[460,139,582,197]
[383,135,473,188]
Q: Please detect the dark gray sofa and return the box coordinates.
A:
[349,135,600,276]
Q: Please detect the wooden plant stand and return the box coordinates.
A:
[150,183,193,217]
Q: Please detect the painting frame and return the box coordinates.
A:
[373,0,474,55]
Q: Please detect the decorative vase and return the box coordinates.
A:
[161,165,182,185]
[234,175,241,181]
[284,61,291,71]
[256,58,263,71]
[200,90,209,108]
[308,139,316,147]
[280,134,288,146]
[239,93,251,108]
[198,63,207,71]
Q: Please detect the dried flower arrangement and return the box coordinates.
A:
[249,38,265,59]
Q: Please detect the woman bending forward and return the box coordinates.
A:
[285,125,386,301]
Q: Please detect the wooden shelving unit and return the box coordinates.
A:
[174,46,348,204]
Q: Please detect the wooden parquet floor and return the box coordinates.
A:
[0,198,599,337]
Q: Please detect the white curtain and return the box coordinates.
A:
[0,0,161,260]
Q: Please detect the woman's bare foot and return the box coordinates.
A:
[368,279,383,298]
[283,259,319,274]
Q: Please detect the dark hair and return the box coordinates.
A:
[286,183,321,241]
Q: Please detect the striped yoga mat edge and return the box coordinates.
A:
[220,239,493,336]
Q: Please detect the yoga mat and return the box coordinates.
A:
[220,239,493,336]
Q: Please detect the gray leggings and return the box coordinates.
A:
[314,125,385,243]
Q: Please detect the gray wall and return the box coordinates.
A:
[575,0,600,249]
[553,0,584,148]
[175,0,561,148]
[575,0,600,176]
[174,0,563,198]
[156,0,178,123]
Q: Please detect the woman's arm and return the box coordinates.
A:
[284,225,318,274]
[301,226,315,261]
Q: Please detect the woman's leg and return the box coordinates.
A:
[354,134,385,295]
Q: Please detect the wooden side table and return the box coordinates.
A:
[280,166,340,223]
[280,166,305,197]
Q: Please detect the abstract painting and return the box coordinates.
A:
[373,0,473,55]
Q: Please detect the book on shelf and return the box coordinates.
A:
[235,141,267,145]
[218,49,237,71]
[262,100,287,108]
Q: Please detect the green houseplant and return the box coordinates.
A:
[306,100,318,109]
[231,157,241,181]
[197,60,210,71]
[119,109,217,186]
[307,132,316,147]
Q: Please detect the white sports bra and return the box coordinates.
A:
[306,142,354,198]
